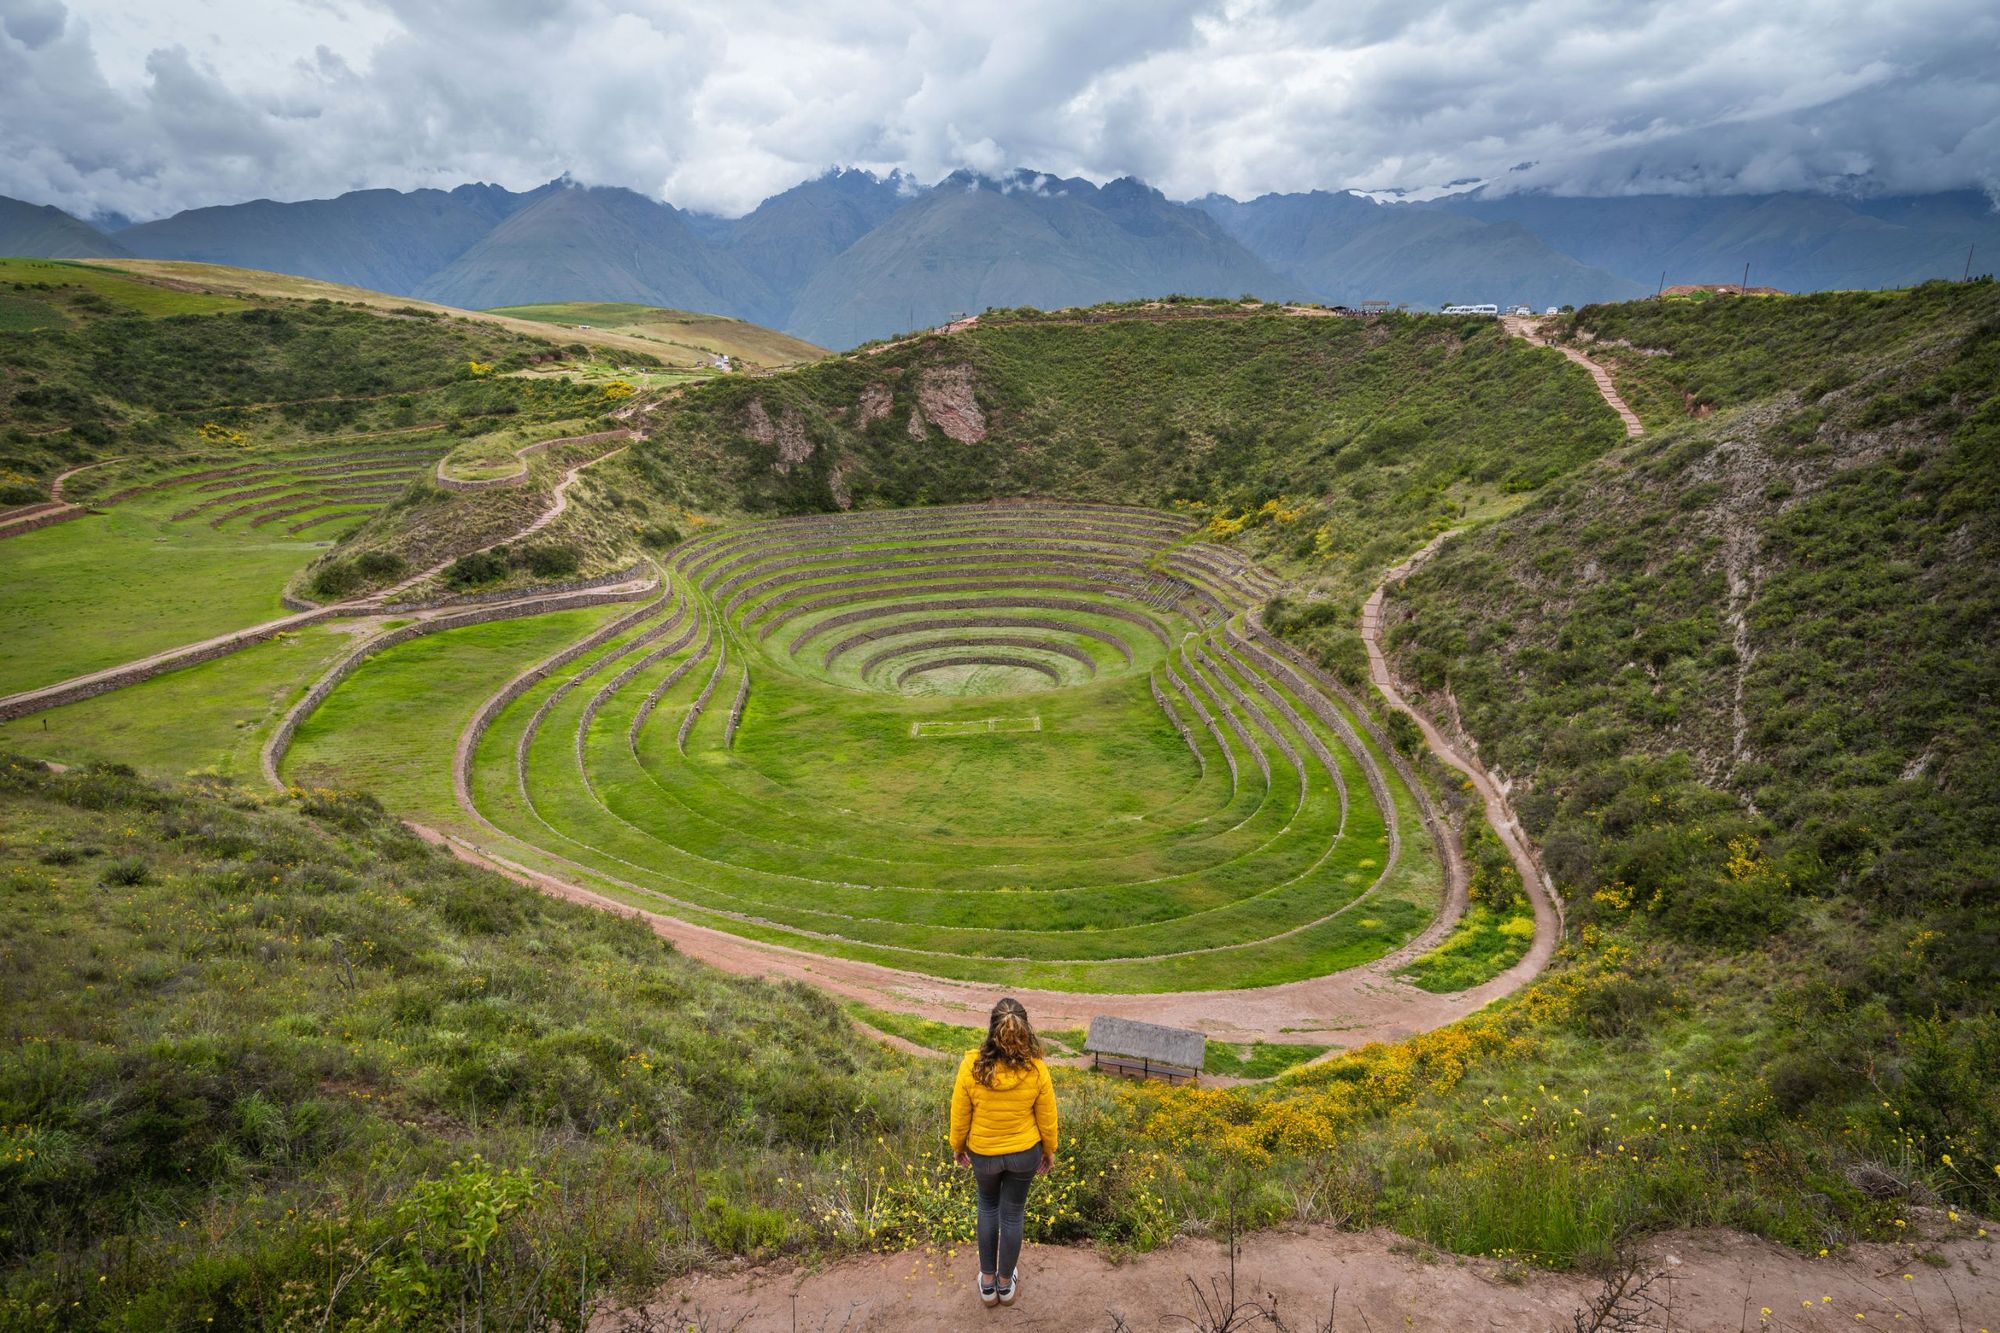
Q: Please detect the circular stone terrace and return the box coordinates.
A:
[447,500,1461,996]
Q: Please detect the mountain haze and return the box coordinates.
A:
[2,172,1993,347]
[784,171,1291,347]
[412,185,779,324]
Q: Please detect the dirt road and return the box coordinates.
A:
[604,1223,1999,1332]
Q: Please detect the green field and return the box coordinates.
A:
[277,502,1449,994]
[0,446,446,696]
[488,300,828,368]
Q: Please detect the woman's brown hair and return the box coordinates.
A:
[972,997,1043,1086]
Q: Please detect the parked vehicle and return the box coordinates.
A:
[1441,303,1500,315]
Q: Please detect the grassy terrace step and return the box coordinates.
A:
[456,505,1439,988]
[275,502,1442,991]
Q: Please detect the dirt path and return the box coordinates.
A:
[1505,315,1644,436]
[1362,531,1565,951]
[0,457,125,541]
[377,441,632,601]
[606,1223,1999,1332]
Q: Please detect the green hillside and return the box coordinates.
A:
[486,300,826,369]
[3,285,1997,1327]
[1378,279,2000,1208]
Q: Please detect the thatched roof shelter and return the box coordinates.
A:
[1084,1016,1205,1083]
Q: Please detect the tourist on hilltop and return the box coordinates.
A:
[950,997,1059,1308]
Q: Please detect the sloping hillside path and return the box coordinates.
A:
[0,457,126,540]
[1505,314,1644,435]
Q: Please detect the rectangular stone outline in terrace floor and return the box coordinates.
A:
[908,716,1043,738]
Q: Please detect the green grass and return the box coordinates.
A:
[283,605,631,817]
[0,292,66,332]
[844,1002,1083,1058]
[0,257,247,318]
[1397,903,1536,992]
[412,511,1446,992]
[0,624,351,778]
[1202,1041,1329,1079]
[488,300,828,368]
[0,502,320,696]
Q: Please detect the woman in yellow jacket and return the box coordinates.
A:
[950,997,1058,1308]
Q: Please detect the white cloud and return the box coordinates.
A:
[0,0,1994,220]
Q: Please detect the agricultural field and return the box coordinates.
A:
[0,444,445,694]
[280,501,1455,994]
[487,300,828,368]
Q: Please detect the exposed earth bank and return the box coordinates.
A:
[604,1224,1998,1331]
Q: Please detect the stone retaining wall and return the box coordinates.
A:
[0,608,340,723]
[264,573,663,788]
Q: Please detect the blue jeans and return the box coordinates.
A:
[970,1143,1041,1277]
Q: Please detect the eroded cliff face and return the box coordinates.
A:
[912,365,986,443]
[744,399,816,471]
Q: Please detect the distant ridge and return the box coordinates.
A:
[4,173,1993,347]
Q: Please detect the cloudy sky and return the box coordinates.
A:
[3,0,1997,222]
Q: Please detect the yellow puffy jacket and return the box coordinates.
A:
[949,1051,1059,1157]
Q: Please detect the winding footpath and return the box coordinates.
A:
[1504,314,1644,435]
[0,457,126,541]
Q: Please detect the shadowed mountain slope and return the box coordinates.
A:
[0,196,130,259]
[785,171,1293,347]
[413,185,781,325]
[118,183,545,294]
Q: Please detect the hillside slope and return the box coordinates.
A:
[0,197,129,260]
[784,172,1294,347]
[117,182,543,294]
[415,185,781,324]
[1378,280,1999,1186]
[633,304,1625,604]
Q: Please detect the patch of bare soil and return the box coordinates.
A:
[601,1224,1998,1332]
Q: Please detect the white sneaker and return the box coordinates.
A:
[978,1276,998,1308]
[997,1269,1019,1306]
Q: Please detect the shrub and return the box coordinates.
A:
[444,550,509,589]
[99,856,150,886]
[518,543,578,578]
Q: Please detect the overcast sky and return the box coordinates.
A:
[3,0,1997,222]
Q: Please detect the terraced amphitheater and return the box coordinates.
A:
[345,500,1462,995]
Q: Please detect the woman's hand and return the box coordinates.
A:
[1037,1151,1054,1176]
[955,1149,972,1168]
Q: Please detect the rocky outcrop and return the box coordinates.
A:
[914,365,987,443]
[855,383,893,426]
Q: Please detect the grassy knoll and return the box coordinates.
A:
[489,300,827,368]
[0,260,629,513]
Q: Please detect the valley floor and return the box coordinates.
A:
[610,1223,1999,1331]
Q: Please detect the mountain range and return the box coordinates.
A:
[3,170,1993,348]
